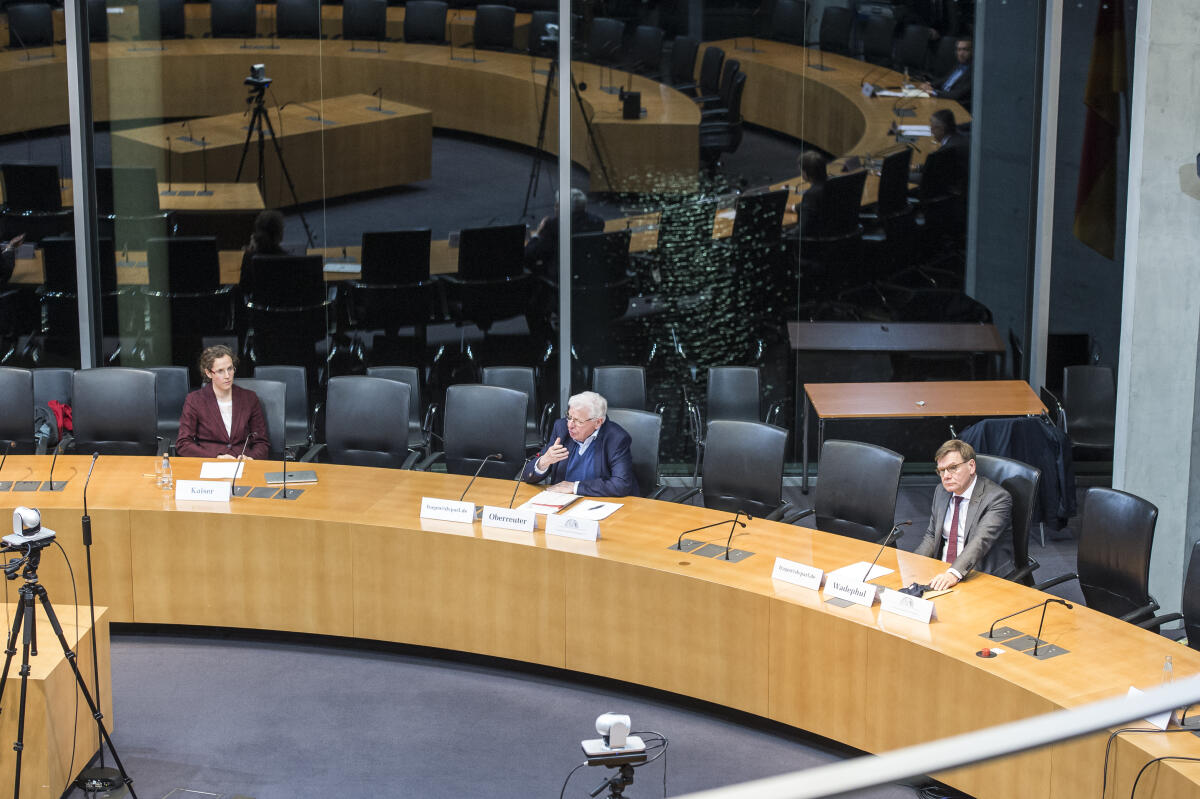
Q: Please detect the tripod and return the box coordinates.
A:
[522,55,614,218]
[235,84,315,248]
[589,763,635,799]
[0,544,137,799]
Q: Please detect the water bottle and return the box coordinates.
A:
[159,454,173,490]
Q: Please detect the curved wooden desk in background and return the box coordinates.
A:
[2,455,1198,799]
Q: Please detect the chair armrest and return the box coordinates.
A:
[299,444,325,463]
[784,507,814,526]
[402,450,422,470]
[1004,557,1040,586]
[648,485,669,500]
[1119,600,1159,624]
[674,486,701,504]
[1138,612,1183,632]
[415,451,445,471]
[156,437,171,457]
[1032,573,1077,592]
[539,401,557,442]
[765,501,792,522]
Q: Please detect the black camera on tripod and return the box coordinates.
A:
[245,63,272,97]
[2,507,56,553]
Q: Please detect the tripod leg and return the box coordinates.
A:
[234,102,261,182]
[0,587,27,703]
[259,111,316,248]
[32,585,138,799]
[523,59,558,218]
[570,73,614,192]
[3,588,34,799]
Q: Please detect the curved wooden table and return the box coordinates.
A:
[2,454,1198,799]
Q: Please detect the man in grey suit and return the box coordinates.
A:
[915,439,1012,590]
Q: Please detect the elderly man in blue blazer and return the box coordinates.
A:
[522,391,638,497]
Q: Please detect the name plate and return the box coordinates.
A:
[420,497,476,523]
[824,576,879,607]
[771,557,824,591]
[480,505,536,533]
[174,479,231,503]
[880,589,938,624]
[545,513,600,541]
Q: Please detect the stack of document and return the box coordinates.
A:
[896,125,933,137]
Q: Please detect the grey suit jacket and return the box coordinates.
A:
[915,474,1013,577]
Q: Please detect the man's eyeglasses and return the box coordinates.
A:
[936,460,969,477]
[566,415,597,426]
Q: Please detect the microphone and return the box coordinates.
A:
[82,453,99,536]
[723,509,751,560]
[676,509,746,552]
[276,446,297,500]
[41,437,67,492]
[198,136,212,196]
[987,598,1073,640]
[373,87,383,112]
[1033,599,1073,656]
[460,453,503,503]
[230,432,256,497]
[507,455,538,508]
[862,520,912,582]
[163,136,176,195]
[180,120,197,144]
[0,440,15,490]
[285,101,326,124]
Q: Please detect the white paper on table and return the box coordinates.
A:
[523,491,581,511]
[827,560,894,584]
[897,125,933,137]
[877,89,930,99]
[561,501,623,521]
[199,461,243,479]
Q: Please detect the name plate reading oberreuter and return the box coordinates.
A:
[420,497,476,523]
[545,513,600,541]
[174,479,231,503]
[824,576,879,607]
[880,588,937,623]
[480,505,536,533]
[771,557,824,591]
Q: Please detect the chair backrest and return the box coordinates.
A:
[811,439,904,543]
[139,0,186,40]
[1076,487,1158,620]
[71,368,159,455]
[404,0,448,43]
[442,384,528,478]
[731,188,788,246]
[40,236,118,294]
[1182,539,1200,651]
[366,365,425,449]
[588,17,624,64]
[528,10,558,56]
[234,377,287,460]
[253,365,311,448]
[456,223,526,279]
[87,0,109,42]
[276,0,322,38]
[6,3,54,49]
[974,453,1041,581]
[818,6,852,54]
[146,236,221,294]
[861,14,896,64]
[706,365,760,423]
[696,46,724,97]
[668,35,699,85]
[626,25,664,73]
[700,420,788,516]
[481,366,537,432]
[606,408,661,498]
[343,0,387,41]
[876,147,914,217]
[211,0,257,38]
[474,4,516,51]
[592,366,646,411]
[172,210,258,250]
[325,376,412,468]
[895,23,930,73]
[817,169,866,239]
[95,166,161,216]
[248,255,326,306]
[1,163,61,212]
[716,58,740,106]
[360,229,432,283]
[770,0,805,45]
[570,230,629,285]
[148,366,191,445]
[931,32,960,76]
[33,367,73,408]
[1062,365,1115,446]
[0,367,35,452]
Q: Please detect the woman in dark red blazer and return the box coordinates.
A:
[175,345,269,459]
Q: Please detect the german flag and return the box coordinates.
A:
[1073,2,1127,259]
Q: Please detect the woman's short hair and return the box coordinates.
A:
[199,344,238,378]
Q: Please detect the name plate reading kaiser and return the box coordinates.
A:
[545,513,600,541]
[771,557,824,591]
[824,576,879,607]
[480,505,536,533]
[880,588,937,623]
[420,497,477,523]
[175,479,231,503]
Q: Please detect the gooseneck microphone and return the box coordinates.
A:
[1033,599,1074,656]
[0,439,14,479]
[676,509,746,552]
[723,509,751,560]
[863,520,911,582]
[987,598,1073,640]
[508,455,537,509]
[230,432,256,497]
[276,446,297,500]
[41,437,67,491]
[460,453,503,502]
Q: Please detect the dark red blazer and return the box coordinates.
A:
[175,383,269,459]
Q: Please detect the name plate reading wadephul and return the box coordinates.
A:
[420,497,476,523]
[175,479,231,503]
[545,513,600,541]
[480,505,536,533]
[771,557,824,591]
[880,588,938,623]
[823,576,879,608]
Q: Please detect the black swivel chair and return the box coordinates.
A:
[253,364,314,451]
[276,0,323,38]
[71,368,159,455]
[147,366,191,450]
[404,0,448,44]
[350,230,437,363]
[1,163,71,242]
[6,3,54,49]
[138,0,186,40]
[605,408,665,499]
[482,365,554,451]
[690,46,724,101]
[696,57,738,108]
[586,17,624,65]
[675,419,791,520]
[731,189,789,249]
[666,36,699,93]
[171,210,259,251]
[1061,365,1115,459]
[1035,487,1160,623]
[233,377,288,461]
[699,71,746,166]
[1139,539,1200,651]
[817,6,852,55]
[0,366,35,453]
[209,0,257,38]
[431,384,528,478]
[143,237,234,377]
[769,0,805,46]
[621,24,663,76]
[473,5,515,51]
[974,453,1041,585]
[861,14,896,66]
[317,376,418,468]
[592,366,648,411]
[787,440,904,544]
[366,365,434,456]
[528,10,557,56]
[37,236,125,365]
[895,24,931,76]
[455,223,525,279]
[95,166,169,248]
[87,0,109,42]
[244,255,333,385]
[343,0,387,42]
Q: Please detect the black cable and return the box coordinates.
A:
[558,761,587,799]
[632,730,669,797]
[1129,755,1200,798]
[54,539,82,797]
[1101,727,1197,798]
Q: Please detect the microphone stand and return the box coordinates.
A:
[507,456,537,508]
[0,440,14,491]
[459,453,503,512]
[198,137,213,196]
[723,509,750,560]
[230,432,256,497]
[39,439,67,491]
[1032,599,1073,657]
[366,87,395,115]
[674,510,743,552]
[275,447,300,500]
[162,137,176,196]
[861,520,911,582]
